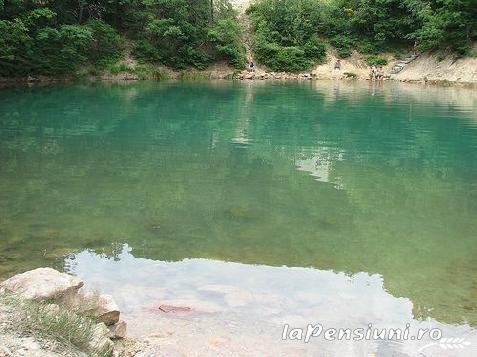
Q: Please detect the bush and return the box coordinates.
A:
[87,20,123,67]
[436,52,446,62]
[208,18,247,69]
[366,55,388,66]
[252,35,313,72]
[132,40,163,64]
[180,70,211,80]
[330,35,354,58]
[34,24,93,74]
[105,62,133,74]
[249,0,327,72]
[0,19,32,76]
[304,36,327,62]
[133,64,170,80]
[335,47,352,59]
[355,40,378,55]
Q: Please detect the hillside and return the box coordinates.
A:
[1,0,476,84]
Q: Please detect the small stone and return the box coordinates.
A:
[109,320,127,339]
[0,346,12,357]
[158,304,192,313]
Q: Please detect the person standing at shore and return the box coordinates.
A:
[334,59,341,70]
[370,65,377,80]
[377,65,384,80]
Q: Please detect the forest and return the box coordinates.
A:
[249,0,477,71]
[0,0,476,76]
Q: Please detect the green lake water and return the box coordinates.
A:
[1,81,477,345]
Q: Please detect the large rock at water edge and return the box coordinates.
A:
[0,268,83,301]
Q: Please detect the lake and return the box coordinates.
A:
[0,80,476,356]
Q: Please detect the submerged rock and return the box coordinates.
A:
[316,218,336,230]
[158,304,193,313]
[223,207,261,221]
[199,285,253,307]
[0,268,83,301]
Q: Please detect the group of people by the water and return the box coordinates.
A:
[249,57,386,80]
[334,59,385,80]
[370,65,385,81]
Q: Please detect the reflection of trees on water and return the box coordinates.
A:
[0,81,476,326]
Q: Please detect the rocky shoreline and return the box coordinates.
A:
[1,74,475,89]
[1,49,476,87]
[0,268,143,357]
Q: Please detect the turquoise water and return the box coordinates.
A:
[0,81,476,333]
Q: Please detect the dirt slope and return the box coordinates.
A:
[393,51,477,84]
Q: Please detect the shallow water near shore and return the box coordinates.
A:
[1,80,477,356]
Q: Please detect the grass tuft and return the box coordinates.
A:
[133,65,170,80]
[180,70,211,81]
[1,294,112,357]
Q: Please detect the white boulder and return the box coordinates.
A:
[0,268,83,301]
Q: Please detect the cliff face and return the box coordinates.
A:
[393,51,477,84]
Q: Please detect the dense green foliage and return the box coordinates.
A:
[0,3,123,76]
[366,55,388,66]
[1,0,475,75]
[407,0,477,55]
[0,0,245,76]
[247,0,327,71]
[249,0,476,71]
[129,0,245,69]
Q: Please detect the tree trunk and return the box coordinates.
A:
[78,0,84,23]
[210,0,214,23]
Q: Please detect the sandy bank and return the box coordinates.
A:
[393,51,477,84]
